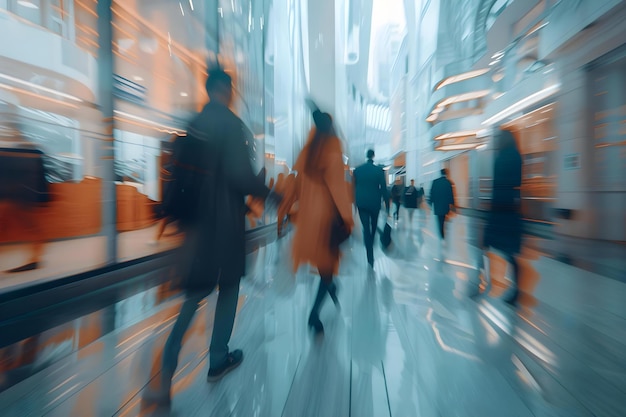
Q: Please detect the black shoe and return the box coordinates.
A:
[7,262,39,273]
[207,350,243,382]
[308,314,324,334]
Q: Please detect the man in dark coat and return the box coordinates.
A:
[474,129,523,305]
[353,149,389,267]
[429,168,455,240]
[156,68,272,405]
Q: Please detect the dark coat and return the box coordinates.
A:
[429,176,454,216]
[181,102,269,292]
[484,140,523,254]
[403,186,418,208]
[353,160,389,212]
[0,147,49,204]
[390,184,403,203]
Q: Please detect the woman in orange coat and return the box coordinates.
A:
[282,110,353,333]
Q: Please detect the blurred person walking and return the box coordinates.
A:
[429,169,455,241]
[153,67,275,405]
[0,140,50,273]
[390,178,403,221]
[353,149,389,268]
[403,179,419,228]
[473,129,523,305]
[280,103,353,334]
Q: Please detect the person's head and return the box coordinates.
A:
[410,179,415,186]
[312,110,334,135]
[495,128,518,151]
[441,168,448,177]
[205,67,233,106]
[366,149,375,160]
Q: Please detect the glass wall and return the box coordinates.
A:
[0,0,309,290]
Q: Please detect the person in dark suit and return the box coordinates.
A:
[403,179,419,227]
[429,168,455,240]
[474,129,523,305]
[153,67,275,406]
[353,149,389,267]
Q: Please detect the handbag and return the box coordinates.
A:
[330,209,350,248]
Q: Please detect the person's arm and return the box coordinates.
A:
[379,169,390,213]
[222,121,269,199]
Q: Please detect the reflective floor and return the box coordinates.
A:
[0,212,625,416]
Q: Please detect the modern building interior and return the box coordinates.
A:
[0,0,625,416]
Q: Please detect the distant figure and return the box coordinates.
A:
[154,67,274,406]
[353,149,390,268]
[0,142,50,272]
[429,169,455,240]
[476,129,523,305]
[281,103,353,334]
[390,178,404,221]
[403,179,419,227]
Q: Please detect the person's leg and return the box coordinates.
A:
[155,218,168,241]
[437,215,446,239]
[308,271,333,333]
[408,208,414,228]
[358,209,373,266]
[502,253,520,304]
[209,277,241,368]
[161,292,205,391]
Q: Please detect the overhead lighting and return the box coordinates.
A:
[113,110,185,135]
[482,84,560,126]
[188,0,194,11]
[133,75,144,81]
[501,103,555,129]
[437,89,491,108]
[0,83,78,109]
[434,130,480,140]
[0,73,83,102]
[179,2,184,16]
[426,114,438,123]
[435,143,480,151]
[17,0,39,9]
[179,92,188,97]
[435,68,490,90]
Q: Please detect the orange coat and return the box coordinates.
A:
[284,132,353,274]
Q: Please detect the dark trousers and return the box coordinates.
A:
[393,201,401,220]
[358,208,379,267]
[436,214,446,240]
[161,276,240,390]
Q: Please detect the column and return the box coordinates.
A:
[97,0,117,263]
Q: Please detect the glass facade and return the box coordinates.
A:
[0,0,310,288]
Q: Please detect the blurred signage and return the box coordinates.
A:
[564,153,580,170]
[113,74,147,105]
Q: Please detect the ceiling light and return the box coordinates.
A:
[180,92,188,97]
[17,0,39,9]
[133,75,144,81]
[189,0,194,11]
[434,130,480,140]
[482,84,560,126]
[0,73,83,102]
[435,143,480,151]
[435,69,490,90]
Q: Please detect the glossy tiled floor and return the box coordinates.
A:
[0,212,625,416]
